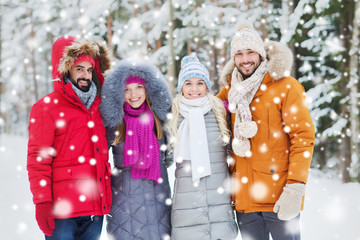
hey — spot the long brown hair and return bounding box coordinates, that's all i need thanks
[113,97,163,145]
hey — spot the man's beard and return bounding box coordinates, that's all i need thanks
[70,78,91,92]
[235,63,257,80]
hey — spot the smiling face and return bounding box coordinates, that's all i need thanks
[124,83,146,109]
[68,61,93,92]
[234,49,262,79]
[181,77,208,100]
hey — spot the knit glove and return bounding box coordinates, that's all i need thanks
[35,202,55,236]
[273,183,306,221]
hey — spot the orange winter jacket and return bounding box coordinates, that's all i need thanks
[217,72,315,213]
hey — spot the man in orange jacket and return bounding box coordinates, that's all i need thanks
[217,20,315,240]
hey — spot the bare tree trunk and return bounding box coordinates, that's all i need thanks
[144,4,149,56]
[77,0,84,38]
[211,38,219,93]
[340,0,355,182]
[317,139,327,169]
[261,0,269,38]
[0,5,3,134]
[187,39,191,55]
[167,0,176,96]
[342,128,352,182]
[106,15,114,54]
[29,9,38,101]
[349,3,360,181]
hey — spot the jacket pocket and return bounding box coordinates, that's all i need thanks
[250,160,288,204]
[52,165,98,216]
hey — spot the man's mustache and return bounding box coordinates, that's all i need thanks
[77,78,91,83]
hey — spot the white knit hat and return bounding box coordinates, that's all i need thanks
[230,20,266,59]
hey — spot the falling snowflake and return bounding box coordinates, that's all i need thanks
[162,234,171,240]
[44,96,51,103]
[140,112,151,124]
[272,174,279,181]
[250,182,268,201]
[89,158,97,165]
[39,179,47,187]
[53,199,73,217]
[160,144,167,151]
[167,113,173,120]
[165,198,172,206]
[79,195,86,202]
[260,143,268,153]
[78,156,85,163]
[284,126,291,133]
[290,105,298,114]
[39,147,56,158]
[91,135,99,142]
[241,176,248,184]
[303,151,311,158]
[176,156,183,163]
[87,121,95,128]
[273,97,280,104]
[217,187,224,194]
[56,119,66,128]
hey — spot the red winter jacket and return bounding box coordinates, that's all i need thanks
[27,36,112,218]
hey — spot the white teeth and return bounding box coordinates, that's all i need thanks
[242,64,252,68]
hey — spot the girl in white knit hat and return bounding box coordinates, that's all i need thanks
[167,55,238,240]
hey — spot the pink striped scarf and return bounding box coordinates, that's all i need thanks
[123,102,161,183]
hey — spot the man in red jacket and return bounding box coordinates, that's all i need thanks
[27,35,112,240]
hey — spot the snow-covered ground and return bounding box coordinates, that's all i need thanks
[1,134,359,240]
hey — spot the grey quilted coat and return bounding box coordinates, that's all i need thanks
[171,111,238,240]
[100,60,172,240]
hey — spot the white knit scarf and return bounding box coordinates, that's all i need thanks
[228,60,267,157]
[174,96,212,183]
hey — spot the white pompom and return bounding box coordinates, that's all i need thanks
[238,121,258,138]
[236,19,255,32]
[232,137,250,157]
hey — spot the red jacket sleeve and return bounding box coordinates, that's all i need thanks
[27,102,56,204]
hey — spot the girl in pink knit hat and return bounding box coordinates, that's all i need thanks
[100,60,172,240]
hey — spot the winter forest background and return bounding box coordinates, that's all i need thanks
[1,0,360,239]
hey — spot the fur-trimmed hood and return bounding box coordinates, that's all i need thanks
[51,35,111,89]
[100,60,172,128]
[219,40,293,86]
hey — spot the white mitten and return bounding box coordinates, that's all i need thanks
[273,183,305,221]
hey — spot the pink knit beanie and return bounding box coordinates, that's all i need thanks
[125,75,146,86]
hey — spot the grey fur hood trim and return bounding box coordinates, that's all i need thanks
[220,40,293,85]
[100,60,172,128]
